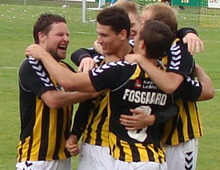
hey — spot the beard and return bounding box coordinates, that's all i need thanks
[48,49,61,61]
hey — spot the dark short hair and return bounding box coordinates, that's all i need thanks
[139,20,174,59]
[33,13,66,44]
[96,6,130,38]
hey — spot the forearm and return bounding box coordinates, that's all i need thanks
[154,103,179,124]
[195,65,214,101]
[138,57,183,94]
[70,100,92,139]
[41,54,75,89]
[42,91,96,108]
[40,54,95,92]
[71,48,93,66]
[176,27,198,40]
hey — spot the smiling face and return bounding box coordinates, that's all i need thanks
[96,23,125,56]
[39,22,69,61]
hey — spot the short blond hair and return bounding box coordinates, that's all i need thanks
[114,1,140,19]
[143,3,177,36]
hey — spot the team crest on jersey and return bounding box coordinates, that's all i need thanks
[134,79,142,88]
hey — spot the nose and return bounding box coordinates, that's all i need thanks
[64,34,69,43]
[97,35,102,44]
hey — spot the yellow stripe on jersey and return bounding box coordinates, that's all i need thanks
[47,108,57,160]
[130,65,141,80]
[58,107,67,159]
[31,98,44,160]
[17,136,31,162]
[17,62,72,162]
[109,132,166,163]
[162,99,203,145]
[83,91,110,146]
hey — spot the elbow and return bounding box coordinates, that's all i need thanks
[206,88,214,100]
[198,88,214,101]
[62,82,74,91]
[203,84,215,100]
[45,100,61,109]
[59,79,75,91]
[163,86,177,94]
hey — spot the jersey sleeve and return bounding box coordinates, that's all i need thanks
[71,100,92,139]
[167,39,195,77]
[181,76,202,101]
[71,47,105,66]
[89,61,137,91]
[19,58,56,98]
[154,103,179,124]
[176,27,198,40]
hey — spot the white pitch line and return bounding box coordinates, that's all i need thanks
[76,31,96,35]
[214,89,220,92]
[0,66,18,70]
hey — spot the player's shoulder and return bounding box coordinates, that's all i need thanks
[60,61,76,72]
[101,60,136,69]
[170,38,187,51]
[91,61,137,76]
[19,57,42,72]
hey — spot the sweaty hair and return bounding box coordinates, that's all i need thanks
[33,13,66,44]
[139,20,174,59]
[143,3,177,37]
[96,6,131,38]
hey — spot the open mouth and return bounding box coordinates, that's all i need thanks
[58,45,67,52]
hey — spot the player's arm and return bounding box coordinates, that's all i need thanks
[192,64,214,101]
[26,44,96,92]
[195,64,214,100]
[71,47,98,72]
[41,90,97,109]
[120,104,179,130]
[19,58,96,108]
[125,54,183,94]
[176,64,214,102]
[66,100,93,156]
[70,100,92,139]
[125,40,194,94]
[66,135,80,156]
[177,27,204,55]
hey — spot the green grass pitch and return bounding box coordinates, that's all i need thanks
[0,1,219,170]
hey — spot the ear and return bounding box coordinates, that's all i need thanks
[119,29,128,40]
[138,39,147,55]
[38,32,46,44]
[139,39,145,49]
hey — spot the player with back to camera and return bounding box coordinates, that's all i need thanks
[120,3,214,170]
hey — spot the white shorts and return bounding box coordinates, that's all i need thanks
[113,159,167,170]
[16,158,71,170]
[77,143,115,170]
[164,138,198,170]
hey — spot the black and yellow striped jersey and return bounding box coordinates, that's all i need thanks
[17,58,73,162]
[162,99,202,145]
[161,38,203,145]
[82,91,110,146]
[71,46,134,147]
[71,53,111,146]
[89,61,174,162]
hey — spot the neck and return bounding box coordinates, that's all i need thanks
[113,42,132,60]
[148,58,158,66]
[105,55,120,63]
